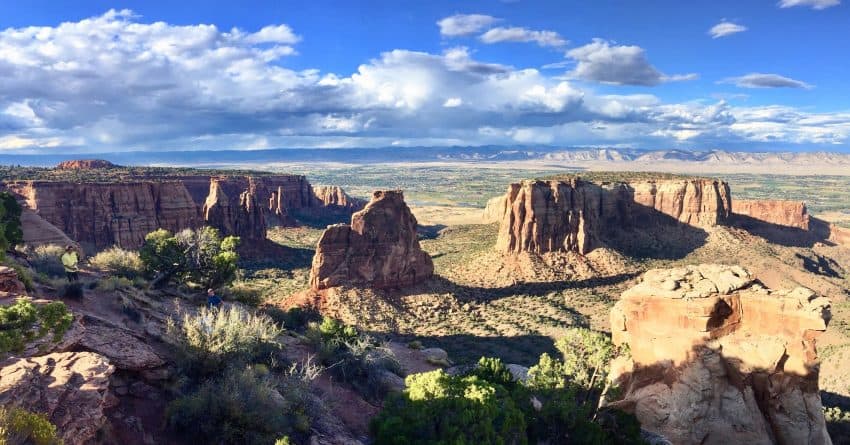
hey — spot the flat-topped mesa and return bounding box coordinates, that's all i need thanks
[309,190,433,290]
[732,199,810,230]
[607,264,832,445]
[8,180,200,250]
[495,177,731,255]
[6,173,362,251]
[56,159,117,170]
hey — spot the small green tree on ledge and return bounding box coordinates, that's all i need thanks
[140,227,240,288]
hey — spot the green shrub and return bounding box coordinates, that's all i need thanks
[4,262,33,292]
[371,369,527,445]
[306,317,402,400]
[0,299,73,353]
[825,405,850,443]
[260,306,320,331]
[88,247,144,279]
[96,276,133,292]
[224,281,262,306]
[166,306,282,376]
[0,192,23,256]
[167,367,301,445]
[0,406,62,445]
[22,245,66,277]
[141,227,240,288]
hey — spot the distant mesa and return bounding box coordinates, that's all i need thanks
[493,177,730,256]
[310,190,434,290]
[4,169,364,252]
[607,264,832,445]
[56,159,118,170]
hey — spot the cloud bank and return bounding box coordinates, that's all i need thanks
[0,10,846,152]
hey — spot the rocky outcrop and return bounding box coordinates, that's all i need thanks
[202,177,266,240]
[482,195,507,224]
[495,178,730,255]
[56,159,117,169]
[78,316,165,371]
[9,181,200,250]
[0,266,26,298]
[8,174,361,251]
[607,264,832,445]
[310,190,433,290]
[733,199,810,230]
[0,352,116,445]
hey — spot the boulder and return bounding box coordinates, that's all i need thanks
[0,352,116,445]
[78,317,165,371]
[606,264,832,445]
[309,190,434,290]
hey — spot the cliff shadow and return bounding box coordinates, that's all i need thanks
[732,213,821,248]
[584,182,711,260]
[237,239,314,270]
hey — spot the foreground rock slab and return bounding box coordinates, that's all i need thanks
[310,190,433,290]
[0,352,116,445]
[607,264,832,445]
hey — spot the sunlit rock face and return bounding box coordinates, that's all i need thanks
[494,178,731,255]
[733,199,810,230]
[310,190,433,290]
[607,264,832,445]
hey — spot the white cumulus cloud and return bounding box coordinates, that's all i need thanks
[479,26,567,47]
[721,73,813,89]
[778,0,840,9]
[565,39,695,86]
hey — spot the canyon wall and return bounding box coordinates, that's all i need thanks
[733,199,810,230]
[495,178,731,255]
[8,175,363,251]
[310,190,433,290]
[607,264,832,445]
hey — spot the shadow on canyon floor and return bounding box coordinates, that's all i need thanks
[387,333,558,367]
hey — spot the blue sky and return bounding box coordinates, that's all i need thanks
[0,0,848,153]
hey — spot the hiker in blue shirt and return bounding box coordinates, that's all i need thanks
[206,288,222,309]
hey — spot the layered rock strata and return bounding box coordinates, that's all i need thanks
[8,174,363,250]
[310,190,433,290]
[495,178,731,255]
[733,199,810,230]
[607,264,832,445]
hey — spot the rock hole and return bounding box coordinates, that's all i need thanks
[707,299,734,330]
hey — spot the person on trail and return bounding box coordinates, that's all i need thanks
[61,245,80,282]
[206,288,222,309]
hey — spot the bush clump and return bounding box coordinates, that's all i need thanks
[88,246,144,279]
[0,192,23,256]
[140,227,239,288]
[0,299,73,353]
[371,329,646,445]
[21,245,66,277]
[166,305,282,376]
[167,367,308,445]
[0,406,62,445]
[306,317,402,400]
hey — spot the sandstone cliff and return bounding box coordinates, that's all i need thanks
[202,177,266,240]
[8,174,362,251]
[607,264,832,445]
[309,190,433,290]
[495,178,730,255]
[733,199,810,230]
[482,195,507,224]
[9,181,200,250]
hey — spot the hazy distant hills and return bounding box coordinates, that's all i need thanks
[1,146,849,170]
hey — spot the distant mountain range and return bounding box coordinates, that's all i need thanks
[1,146,849,168]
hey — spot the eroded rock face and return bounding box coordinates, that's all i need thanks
[9,174,361,250]
[56,159,117,169]
[495,178,731,255]
[310,190,433,289]
[0,352,116,445]
[203,177,266,240]
[482,195,507,224]
[9,181,200,250]
[733,199,810,230]
[607,264,832,445]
